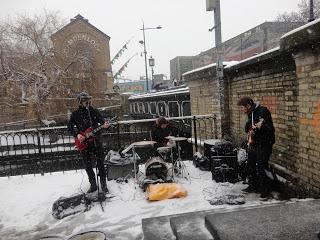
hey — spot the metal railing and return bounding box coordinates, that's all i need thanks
[0,115,216,177]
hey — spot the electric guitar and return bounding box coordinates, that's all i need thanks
[74,117,117,151]
[247,118,264,148]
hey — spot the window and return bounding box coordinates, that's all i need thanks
[168,101,179,117]
[143,102,149,114]
[157,101,167,116]
[181,101,191,116]
[150,102,157,115]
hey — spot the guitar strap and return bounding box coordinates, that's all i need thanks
[251,111,254,128]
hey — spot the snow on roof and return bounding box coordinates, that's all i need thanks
[182,61,238,77]
[128,86,189,100]
[281,18,320,39]
[224,46,280,69]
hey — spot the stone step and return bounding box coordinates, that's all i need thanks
[142,206,259,240]
[142,215,176,240]
[205,200,320,240]
[170,212,214,240]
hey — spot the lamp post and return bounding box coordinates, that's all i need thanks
[309,0,315,22]
[140,22,162,92]
[148,56,155,90]
[206,0,226,138]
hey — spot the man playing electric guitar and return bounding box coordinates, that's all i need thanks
[237,96,275,199]
[67,92,110,193]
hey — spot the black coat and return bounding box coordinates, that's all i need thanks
[67,106,105,138]
[151,124,173,147]
[245,103,275,146]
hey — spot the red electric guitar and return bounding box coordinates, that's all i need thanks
[74,117,116,151]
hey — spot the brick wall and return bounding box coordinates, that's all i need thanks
[184,20,320,196]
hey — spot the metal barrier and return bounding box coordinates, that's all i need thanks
[0,115,216,177]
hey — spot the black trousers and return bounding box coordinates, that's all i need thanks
[247,144,273,193]
[81,140,106,186]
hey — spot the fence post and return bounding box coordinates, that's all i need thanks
[193,116,198,152]
[36,129,44,175]
[117,122,121,149]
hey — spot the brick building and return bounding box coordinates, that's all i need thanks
[171,22,304,82]
[183,20,320,197]
[0,14,117,129]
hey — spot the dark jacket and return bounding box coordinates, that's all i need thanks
[245,103,275,146]
[67,106,105,138]
[151,124,173,147]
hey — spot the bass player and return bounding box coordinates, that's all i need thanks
[67,92,109,193]
[237,96,275,199]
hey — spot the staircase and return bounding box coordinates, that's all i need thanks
[142,199,320,240]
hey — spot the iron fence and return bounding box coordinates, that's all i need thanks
[0,115,216,177]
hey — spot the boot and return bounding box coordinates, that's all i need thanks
[242,185,258,193]
[87,183,97,193]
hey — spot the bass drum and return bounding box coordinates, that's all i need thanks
[145,156,168,180]
[67,231,106,240]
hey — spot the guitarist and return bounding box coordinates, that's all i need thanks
[67,92,109,193]
[237,96,275,199]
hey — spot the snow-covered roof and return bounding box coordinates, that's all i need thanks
[281,18,320,39]
[128,86,189,100]
[182,61,238,77]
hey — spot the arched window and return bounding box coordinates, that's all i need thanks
[168,101,179,117]
[181,101,191,116]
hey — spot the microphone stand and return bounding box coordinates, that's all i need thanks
[86,105,105,212]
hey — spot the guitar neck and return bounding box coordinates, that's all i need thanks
[93,125,105,134]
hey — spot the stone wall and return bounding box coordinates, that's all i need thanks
[184,20,320,196]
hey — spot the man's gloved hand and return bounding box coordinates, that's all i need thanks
[77,134,85,142]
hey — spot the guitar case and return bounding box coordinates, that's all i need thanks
[52,192,114,219]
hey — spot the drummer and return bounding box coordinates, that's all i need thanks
[151,117,175,149]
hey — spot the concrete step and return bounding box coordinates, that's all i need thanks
[205,200,320,240]
[142,207,256,240]
[142,200,320,240]
[142,215,176,240]
[170,212,214,240]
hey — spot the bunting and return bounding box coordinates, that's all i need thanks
[113,53,138,80]
[111,38,133,65]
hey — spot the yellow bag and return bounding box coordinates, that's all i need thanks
[147,183,187,201]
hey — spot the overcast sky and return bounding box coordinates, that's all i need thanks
[0,0,301,80]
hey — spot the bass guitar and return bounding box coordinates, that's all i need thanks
[74,117,116,151]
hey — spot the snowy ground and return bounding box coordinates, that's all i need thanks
[0,161,300,240]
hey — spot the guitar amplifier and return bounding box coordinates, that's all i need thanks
[106,162,134,180]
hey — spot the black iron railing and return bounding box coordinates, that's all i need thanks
[0,115,216,177]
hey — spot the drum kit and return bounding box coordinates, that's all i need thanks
[127,136,189,182]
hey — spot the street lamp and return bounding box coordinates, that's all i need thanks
[140,21,162,92]
[148,56,155,90]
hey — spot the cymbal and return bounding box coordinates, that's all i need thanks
[132,140,156,146]
[165,136,175,140]
[165,136,187,141]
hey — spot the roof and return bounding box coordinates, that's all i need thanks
[51,14,110,40]
[182,61,238,77]
[128,86,189,100]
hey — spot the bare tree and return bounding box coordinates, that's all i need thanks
[0,10,94,122]
[276,0,320,22]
